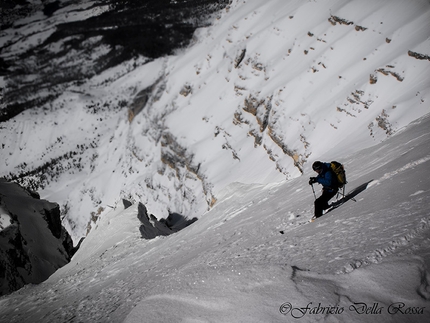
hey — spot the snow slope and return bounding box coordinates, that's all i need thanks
[1,0,430,320]
[1,0,429,243]
[0,102,429,322]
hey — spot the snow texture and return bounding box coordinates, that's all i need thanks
[1,0,429,244]
[0,0,430,322]
[1,107,430,323]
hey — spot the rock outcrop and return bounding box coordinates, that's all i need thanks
[0,178,76,296]
[137,202,197,240]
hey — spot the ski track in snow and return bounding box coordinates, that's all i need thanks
[1,0,430,244]
[1,0,430,322]
[369,154,430,189]
[1,113,430,322]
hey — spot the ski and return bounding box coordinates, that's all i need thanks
[324,199,345,214]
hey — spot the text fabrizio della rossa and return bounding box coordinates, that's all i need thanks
[279,302,425,318]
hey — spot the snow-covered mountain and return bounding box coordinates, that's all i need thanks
[1,0,428,244]
[1,0,230,242]
[0,0,430,321]
[1,97,430,323]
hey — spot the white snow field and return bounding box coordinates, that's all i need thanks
[1,104,430,323]
[1,0,429,244]
[0,0,430,322]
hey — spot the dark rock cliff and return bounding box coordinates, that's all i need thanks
[137,202,197,239]
[0,178,77,296]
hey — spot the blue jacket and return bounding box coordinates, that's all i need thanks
[316,163,338,191]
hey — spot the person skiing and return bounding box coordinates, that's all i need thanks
[309,161,339,220]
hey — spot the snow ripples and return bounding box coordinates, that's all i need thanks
[339,217,430,274]
[369,155,430,188]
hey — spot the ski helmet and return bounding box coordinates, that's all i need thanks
[312,161,323,171]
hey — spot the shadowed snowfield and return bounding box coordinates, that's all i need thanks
[1,0,430,322]
[1,110,429,322]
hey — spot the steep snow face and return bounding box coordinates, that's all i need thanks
[1,0,429,242]
[0,104,429,323]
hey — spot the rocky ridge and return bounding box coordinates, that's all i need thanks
[0,178,77,296]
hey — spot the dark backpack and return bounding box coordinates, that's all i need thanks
[330,161,347,188]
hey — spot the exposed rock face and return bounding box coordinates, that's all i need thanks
[0,178,76,296]
[137,202,197,240]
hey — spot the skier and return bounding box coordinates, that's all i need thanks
[309,161,339,220]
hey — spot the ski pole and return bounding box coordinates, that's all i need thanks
[338,187,357,202]
[311,183,317,200]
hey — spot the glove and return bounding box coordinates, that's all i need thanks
[309,177,317,185]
